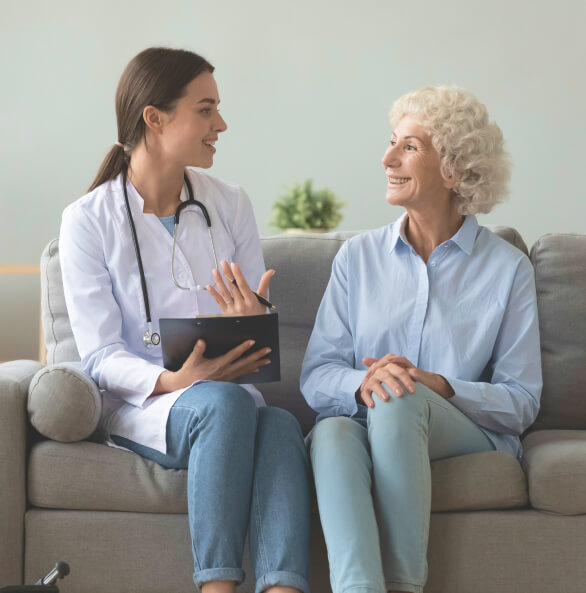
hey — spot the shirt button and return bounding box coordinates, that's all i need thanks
[431,262,437,267]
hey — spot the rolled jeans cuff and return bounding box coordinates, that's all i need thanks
[385,580,423,593]
[194,567,245,588]
[256,570,309,593]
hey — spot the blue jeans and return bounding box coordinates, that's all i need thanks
[112,382,310,593]
[309,382,495,593]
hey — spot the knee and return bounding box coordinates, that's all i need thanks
[258,406,303,441]
[214,382,257,419]
[367,383,433,431]
[257,407,308,470]
[310,417,371,482]
[310,416,360,460]
[182,381,257,425]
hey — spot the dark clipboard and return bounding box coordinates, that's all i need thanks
[159,313,280,383]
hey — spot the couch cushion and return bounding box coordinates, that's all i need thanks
[29,441,526,513]
[260,232,356,433]
[28,441,187,513]
[429,451,527,511]
[530,234,586,430]
[522,429,586,515]
[486,224,528,255]
[28,362,101,442]
[40,239,80,364]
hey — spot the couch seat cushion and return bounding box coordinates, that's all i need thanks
[28,441,187,513]
[430,451,527,511]
[522,429,586,515]
[29,441,527,513]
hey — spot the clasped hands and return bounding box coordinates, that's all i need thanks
[357,354,455,408]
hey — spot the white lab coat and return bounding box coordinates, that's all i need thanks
[60,169,267,453]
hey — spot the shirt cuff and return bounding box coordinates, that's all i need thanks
[340,368,368,416]
[443,376,483,416]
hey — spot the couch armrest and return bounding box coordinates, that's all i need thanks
[0,360,45,586]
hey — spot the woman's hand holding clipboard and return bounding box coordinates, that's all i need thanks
[152,315,278,396]
[159,314,280,384]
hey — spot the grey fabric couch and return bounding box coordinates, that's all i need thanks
[1,227,586,593]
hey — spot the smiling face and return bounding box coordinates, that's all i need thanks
[382,115,453,212]
[158,71,227,169]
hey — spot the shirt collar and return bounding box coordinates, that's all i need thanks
[388,212,478,255]
[449,215,478,255]
[388,212,409,253]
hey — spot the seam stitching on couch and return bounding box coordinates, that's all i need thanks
[46,240,58,363]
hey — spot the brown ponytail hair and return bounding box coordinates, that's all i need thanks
[88,47,214,192]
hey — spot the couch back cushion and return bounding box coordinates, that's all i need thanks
[530,234,586,430]
[260,232,358,432]
[41,225,528,435]
[41,239,80,365]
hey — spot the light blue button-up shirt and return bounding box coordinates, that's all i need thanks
[300,214,542,457]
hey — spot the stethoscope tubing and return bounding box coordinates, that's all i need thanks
[123,168,154,324]
[122,169,217,346]
[171,226,219,291]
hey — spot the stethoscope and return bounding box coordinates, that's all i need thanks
[122,170,219,348]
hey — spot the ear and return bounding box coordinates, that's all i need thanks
[142,105,164,134]
[444,177,456,189]
[442,173,456,191]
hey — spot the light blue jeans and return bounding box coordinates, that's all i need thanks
[309,382,495,593]
[112,381,310,593]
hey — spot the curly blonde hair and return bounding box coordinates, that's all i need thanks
[389,86,510,215]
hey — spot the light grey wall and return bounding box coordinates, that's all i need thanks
[1,0,585,359]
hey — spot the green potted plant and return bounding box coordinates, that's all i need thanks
[269,179,345,233]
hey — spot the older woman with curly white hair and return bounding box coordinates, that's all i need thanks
[300,86,542,593]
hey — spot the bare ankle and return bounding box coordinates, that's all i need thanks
[201,580,236,593]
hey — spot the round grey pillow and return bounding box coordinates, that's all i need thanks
[28,363,102,442]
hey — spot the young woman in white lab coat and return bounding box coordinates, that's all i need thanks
[59,47,309,593]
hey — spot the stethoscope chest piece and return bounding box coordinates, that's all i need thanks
[143,328,161,348]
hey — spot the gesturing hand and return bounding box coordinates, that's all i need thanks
[207,261,274,316]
